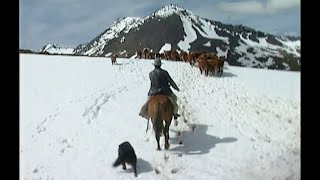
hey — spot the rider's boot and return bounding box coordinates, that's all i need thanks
[173,113,180,120]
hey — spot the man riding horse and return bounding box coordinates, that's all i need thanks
[139,57,180,120]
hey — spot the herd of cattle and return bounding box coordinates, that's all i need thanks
[111,48,225,76]
[136,48,225,76]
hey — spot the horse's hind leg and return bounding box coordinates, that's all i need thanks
[153,120,162,150]
[156,133,161,150]
[164,121,171,150]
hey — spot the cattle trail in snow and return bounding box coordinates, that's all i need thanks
[36,111,61,135]
[171,62,205,142]
[82,86,128,124]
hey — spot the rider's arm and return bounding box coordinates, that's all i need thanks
[166,72,180,92]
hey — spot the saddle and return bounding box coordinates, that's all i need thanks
[139,93,180,120]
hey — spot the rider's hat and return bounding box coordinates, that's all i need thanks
[153,58,162,66]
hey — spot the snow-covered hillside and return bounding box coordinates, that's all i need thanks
[83,17,144,56]
[20,54,300,180]
[71,4,300,71]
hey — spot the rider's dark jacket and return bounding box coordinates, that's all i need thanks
[148,67,179,96]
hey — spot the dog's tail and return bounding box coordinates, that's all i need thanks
[112,156,123,167]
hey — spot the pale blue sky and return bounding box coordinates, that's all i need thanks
[19,0,300,51]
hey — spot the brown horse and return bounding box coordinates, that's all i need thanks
[147,95,174,150]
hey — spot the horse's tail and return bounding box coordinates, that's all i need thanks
[145,118,150,133]
[153,102,163,137]
[112,156,123,167]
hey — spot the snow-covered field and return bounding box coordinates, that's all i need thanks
[20,54,300,180]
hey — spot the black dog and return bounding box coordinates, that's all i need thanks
[113,141,137,177]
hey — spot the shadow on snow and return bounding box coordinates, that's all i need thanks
[169,124,238,155]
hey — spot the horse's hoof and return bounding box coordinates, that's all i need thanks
[165,144,170,150]
[174,120,178,126]
[157,147,161,151]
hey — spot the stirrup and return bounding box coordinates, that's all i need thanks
[173,113,180,119]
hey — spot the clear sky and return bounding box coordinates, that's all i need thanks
[19,0,300,51]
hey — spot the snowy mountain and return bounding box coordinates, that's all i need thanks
[73,42,89,54]
[20,54,300,180]
[73,4,300,71]
[40,43,74,55]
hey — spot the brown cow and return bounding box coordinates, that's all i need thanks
[143,48,149,59]
[198,58,209,76]
[217,57,225,76]
[155,53,161,59]
[136,51,142,59]
[179,51,188,62]
[147,52,155,59]
[170,50,180,61]
[160,53,165,59]
[199,52,218,60]
[207,58,220,75]
[111,54,118,65]
[155,53,165,59]
[164,51,171,60]
[208,52,219,59]
[187,51,196,66]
